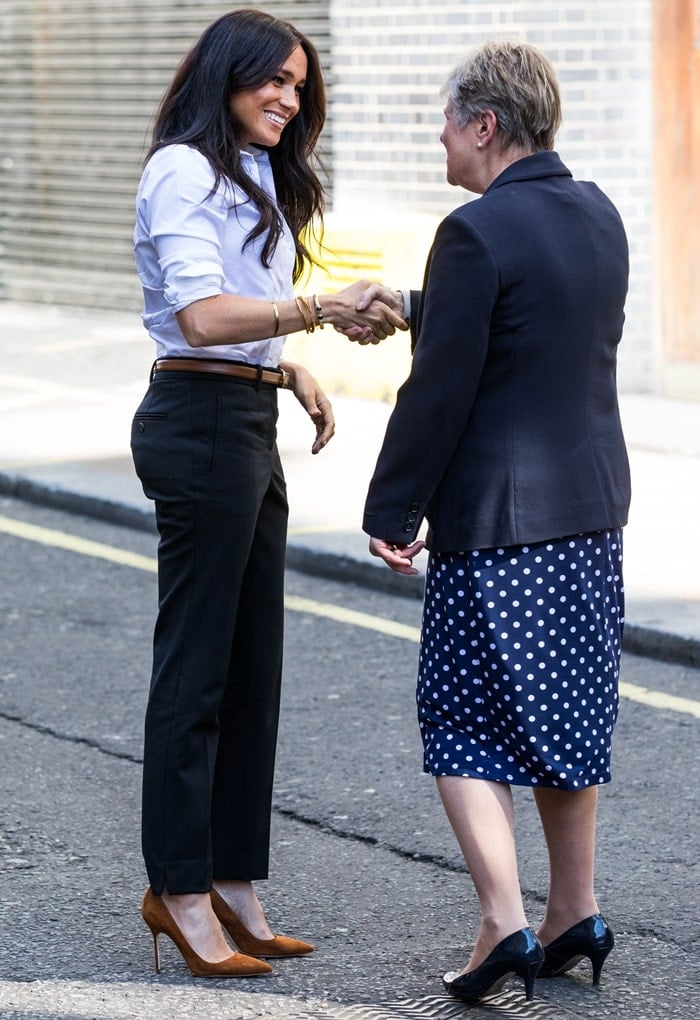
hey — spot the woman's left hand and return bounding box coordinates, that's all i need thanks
[281,361,335,454]
[369,536,425,574]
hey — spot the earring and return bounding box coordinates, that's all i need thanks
[476,141,483,148]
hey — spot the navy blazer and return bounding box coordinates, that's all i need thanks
[363,151,631,551]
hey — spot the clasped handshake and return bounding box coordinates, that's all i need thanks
[323,280,408,344]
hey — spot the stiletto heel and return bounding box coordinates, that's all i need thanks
[210,888,314,958]
[538,914,614,985]
[589,944,612,986]
[140,888,273,978]
[522,958,541,1001]
[147,927,161,973]
[443,927,544,1004]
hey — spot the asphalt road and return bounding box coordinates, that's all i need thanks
[0,495,697,1020]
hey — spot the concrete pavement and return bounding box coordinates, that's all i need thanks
[0,299,698,667]
[0,300,698,1019]
[0,495,698,1020]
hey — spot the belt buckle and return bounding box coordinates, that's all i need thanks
[279,368,291,389]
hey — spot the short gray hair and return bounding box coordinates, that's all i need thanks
[442,40,562,152]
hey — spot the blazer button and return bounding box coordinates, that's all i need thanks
[410,501,420,511]
[402,523,413,533]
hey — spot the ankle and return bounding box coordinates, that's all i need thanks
[162,890,210,915]
[212,880,255,910]
[538,903,599,943]
[212,880,273,940]
[468,913,528,970]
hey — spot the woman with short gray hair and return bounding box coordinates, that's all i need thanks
[361,39,627,1005]
[442,40,561,150]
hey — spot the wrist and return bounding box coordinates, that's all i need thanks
[310,293,324,328]
[317,292,339,324]
[291,294,324,333]
[278,359,297,388]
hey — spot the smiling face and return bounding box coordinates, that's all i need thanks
[229,44,308,149]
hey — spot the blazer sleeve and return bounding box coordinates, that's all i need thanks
[363,213,499,544]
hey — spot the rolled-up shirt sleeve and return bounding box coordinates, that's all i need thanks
[136,147,228,312]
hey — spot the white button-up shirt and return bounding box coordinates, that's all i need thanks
[134,143,295,364]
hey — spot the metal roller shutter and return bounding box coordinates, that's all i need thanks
[0,0,332,310]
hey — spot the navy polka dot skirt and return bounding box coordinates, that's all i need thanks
[417,531,624,789]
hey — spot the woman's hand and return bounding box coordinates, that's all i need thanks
[281,361,335,454]
[322,280,408,342]
[369,536,425,575]
[355,284,405,316]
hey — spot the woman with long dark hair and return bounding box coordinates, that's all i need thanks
[131,8,404,979]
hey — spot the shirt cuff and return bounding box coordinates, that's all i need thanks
[399,289,411,322]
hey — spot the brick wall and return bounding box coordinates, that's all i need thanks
[328,0,654,392]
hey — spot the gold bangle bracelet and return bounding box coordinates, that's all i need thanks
[271,301,280,337]
[302,295,317,330]
[294,295,315,333]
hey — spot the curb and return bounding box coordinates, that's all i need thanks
[0,472,157,534]
[0,471,697,669]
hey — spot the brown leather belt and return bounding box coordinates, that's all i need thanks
[153,358,290,388]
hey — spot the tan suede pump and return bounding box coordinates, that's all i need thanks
[210,888,314,958]
[141,888,273,977]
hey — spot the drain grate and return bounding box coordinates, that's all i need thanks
[277,990,578,1020]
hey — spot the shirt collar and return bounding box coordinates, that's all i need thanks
[485,150,572,193]
[241,146,271,164]
[240,147,274,193]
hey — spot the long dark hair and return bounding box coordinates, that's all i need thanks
[148,8,326,282]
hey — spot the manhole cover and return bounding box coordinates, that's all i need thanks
[277,990,578,1019]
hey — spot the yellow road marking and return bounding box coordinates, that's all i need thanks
[287,523,354,536]
[613,681,700,719]
[284,594,421,642]
[1,513,698,719]
[0,515,157,574]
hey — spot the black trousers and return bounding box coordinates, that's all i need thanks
[131,370,288,894]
